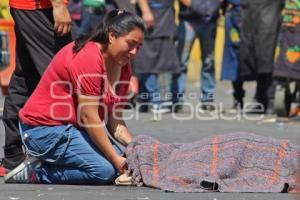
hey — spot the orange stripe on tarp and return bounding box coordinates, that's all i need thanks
[152,141,160,187]
[268,140,288,186]
[168,176,190,186]
[211,136,219,177]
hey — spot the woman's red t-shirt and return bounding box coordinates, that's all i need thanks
[19,42,132,127]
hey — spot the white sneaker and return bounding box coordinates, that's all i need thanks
[4,156,41,184]
[150,102,171,114]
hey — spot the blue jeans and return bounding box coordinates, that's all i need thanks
[76,7,105,38]
[139,73,160,104]
[19,122,122,185]
[171,20,217,103]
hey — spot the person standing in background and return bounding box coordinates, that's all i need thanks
[111,0,140,108]
[0,0,72,176]
[273,0,300,120]
[111,0,137,14]
[68,0,82,39]
[76,0,106,39]
[171,0,221,112]
[221,0,252,113]
[239,0,284,114]
[134,0,180,113]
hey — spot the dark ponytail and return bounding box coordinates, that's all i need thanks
[73,9,147,53]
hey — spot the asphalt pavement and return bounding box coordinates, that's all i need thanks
[0,81,299,200]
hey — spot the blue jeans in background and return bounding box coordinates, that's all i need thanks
[19,122,122,185]
[139,73,160,105]
[171,20,217,103]
[76,6,105,38]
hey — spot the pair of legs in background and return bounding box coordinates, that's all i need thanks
[137,37,179,113]
[171,19,217,111]
[1,8,72,172]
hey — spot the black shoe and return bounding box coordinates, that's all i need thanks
[124,94,136,109]
[225,100,243,114]
[244,103,265,114]
[138,104,148,113]
[199,103,216,113]
[265,100,275,115]
[170,102,184,113]
[173,104,183,113]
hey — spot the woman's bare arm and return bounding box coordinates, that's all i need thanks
[77,94,126,173]
[107,111,133,146]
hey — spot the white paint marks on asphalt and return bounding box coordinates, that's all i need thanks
[37,193,45,197]
[8,197,19,200]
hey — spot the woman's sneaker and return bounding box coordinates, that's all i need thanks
[4,156,41,184]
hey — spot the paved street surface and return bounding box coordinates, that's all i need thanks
[0,81,299,200]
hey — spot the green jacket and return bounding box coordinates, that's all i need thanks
[83,0,105,8]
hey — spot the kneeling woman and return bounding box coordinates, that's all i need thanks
[5,10,146,184]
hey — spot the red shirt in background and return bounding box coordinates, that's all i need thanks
[19,42,132,127]
[9,0,69,10]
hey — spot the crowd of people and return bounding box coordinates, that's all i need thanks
[67,0,300,115]
[0,0,299,186]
